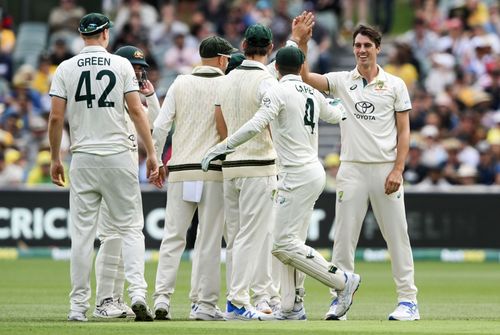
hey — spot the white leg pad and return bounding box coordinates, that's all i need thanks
[95,236,122,304]
[272,243,346,290]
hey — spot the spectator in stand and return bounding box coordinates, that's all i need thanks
[0,8,16,54]
[420,124,448,170]
[48,0,86,44]
[113,0,158,35]
[415,161,451,190]
[384,42,419,91]
[404,140,427,185]
[49,38,74,68]
[27,150,67,186]
[441,138,462,184]
[149,2,190,52]
[198,0,229,36]
[401,16,440,78]
[0,148,24,186]
[455,164,478,185]
[32,53,54,95]
[476,141,496,185]
[425,52,456,95]
[164,26,200,75]
[112,10,150,50]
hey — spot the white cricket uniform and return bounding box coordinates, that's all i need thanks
[49,45,149,314]
[152,65,225,311]
[217,59,278,308]
[225,74,345,311]
[324,65,418,302]
[95,94,160,305]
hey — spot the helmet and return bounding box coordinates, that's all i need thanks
[114,46,149,68]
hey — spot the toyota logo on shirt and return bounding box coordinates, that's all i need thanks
[355,101,375,114]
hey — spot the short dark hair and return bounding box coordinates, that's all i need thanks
[353,25,382,48]
[276,64,301,76]
[243,44,270,57]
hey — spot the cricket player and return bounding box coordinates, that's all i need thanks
[151,36,237,321]
[202,46,360,321]
[93,45,160,319]
[302,24,419,321]
[217,14,316,316]
[48,13,157,322]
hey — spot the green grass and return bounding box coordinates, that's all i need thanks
[1,260,499,334]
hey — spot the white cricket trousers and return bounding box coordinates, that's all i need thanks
[224,176,277,308]
[69,151,147,313]
[273,162,325,312]
[154,181,224,308]
[332,162,418,302]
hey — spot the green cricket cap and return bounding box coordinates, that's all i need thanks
[225,53,246,74]
[79,13,113,35]
[276,46,305,68]
[244,24,272,47]
[199,36,238,58]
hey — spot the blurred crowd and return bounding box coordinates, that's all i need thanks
[0,0,500,188]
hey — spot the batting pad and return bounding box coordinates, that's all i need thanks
[95,236,122,304]
[272,243,346,290]
[280,263,306,312]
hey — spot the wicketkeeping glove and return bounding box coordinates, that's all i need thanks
[327,97,347,121]
[201,140,235,172]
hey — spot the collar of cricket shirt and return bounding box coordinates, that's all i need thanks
[279,74,302,83]
[238,59,269,72]
[191,65,225,77]
[351,64,388,87]
[80,45,108,54]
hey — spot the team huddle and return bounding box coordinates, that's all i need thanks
[48,11,419,322]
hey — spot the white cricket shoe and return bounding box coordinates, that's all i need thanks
[388,301,420,321]
[225,301,275,321]
[278,302,307,321]
[131,297,154,322]
[67,310,88,322]
[188,303,198,320]
[191,304,226,321]
[114,298,135,317]
[325,299,348,320]
[326,272,360,319]
[93,297,126,319]
[154,301,171,321]
[255,301,272,314]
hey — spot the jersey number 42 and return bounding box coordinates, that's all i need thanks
[75,70,116,108]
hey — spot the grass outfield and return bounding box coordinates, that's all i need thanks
[0,260,499,335]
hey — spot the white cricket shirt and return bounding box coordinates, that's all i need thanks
[50,45,139,156]
[324,65,412,163]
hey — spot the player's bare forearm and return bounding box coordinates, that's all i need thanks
[394,110,410,172]
[215,105,227,140]
[48,96,66,187]
[301,62,329,92]
[384,111,410,194]
[48,97,66,161]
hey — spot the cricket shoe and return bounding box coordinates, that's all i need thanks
[255,300,272,314]
[154,301,171,321]
[191,304,226,321]
[67,310,88,322]
[188,303,198,320]
[93,297,126,319]
[114,297,135,317]
[225,301,275,321]
[131,297,154,321]
[325,272,360,320]
[388,301,420,321]
[277,302,307,320]
[324,299,348,321]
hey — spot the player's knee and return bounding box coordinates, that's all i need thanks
[271,245,292,265]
